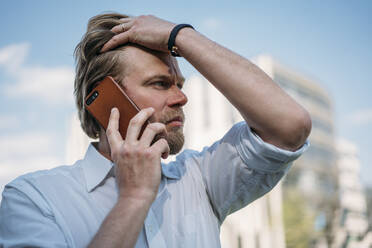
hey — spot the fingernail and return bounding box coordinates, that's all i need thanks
[111,107,116,113]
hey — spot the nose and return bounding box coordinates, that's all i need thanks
[167,86,188,108]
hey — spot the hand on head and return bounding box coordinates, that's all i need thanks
[101,15,176,53]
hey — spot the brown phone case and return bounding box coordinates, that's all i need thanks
[85,76,145,139]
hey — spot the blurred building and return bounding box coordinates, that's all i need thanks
[332,139,371,248]
[252,55,337,246]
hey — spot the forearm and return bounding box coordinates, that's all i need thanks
[88,196,152,248]
[176,28,311,150]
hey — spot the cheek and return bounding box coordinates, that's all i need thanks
[124,85,167,112]
[129,92,165,112]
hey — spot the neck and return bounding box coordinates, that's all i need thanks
[95,131,112,161]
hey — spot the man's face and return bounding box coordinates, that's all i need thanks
[118,46,188,154]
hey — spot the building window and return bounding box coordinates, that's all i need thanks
[340,208,349,227]
[267,197,273,227]
[238,235,242,248]
[255,233,261,248]
[202,81,210,128]
[312,118,333,134]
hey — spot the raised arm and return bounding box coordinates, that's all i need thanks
[102,15,311,151]
[175,29,311,151]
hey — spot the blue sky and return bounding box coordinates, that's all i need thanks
[0,1,371,188]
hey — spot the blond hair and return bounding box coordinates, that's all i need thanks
[74,13,129,138]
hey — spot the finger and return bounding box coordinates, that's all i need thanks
[100,32,131,53]
[119,17,132,23]
[125,107,155,142]
[139,122,167,147]
[106,108,123,151]
[111,22,131,34]
[118,18,133,26]
[149,138,170,159]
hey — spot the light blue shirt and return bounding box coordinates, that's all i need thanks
[0,122,309,247]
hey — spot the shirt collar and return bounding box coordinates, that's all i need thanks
[81,143,180,193]
[161,161,181,180]
[82,143,114,193]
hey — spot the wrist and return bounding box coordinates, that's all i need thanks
[168,24,195,57]
[173,27,197,57]
[118,188,157,204]
[116,195,153,212]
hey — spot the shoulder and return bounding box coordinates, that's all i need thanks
[0,165,77,248]
[5,160,84,197]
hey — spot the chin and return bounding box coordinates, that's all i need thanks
[167,129,185,155]
[152,128,185,155]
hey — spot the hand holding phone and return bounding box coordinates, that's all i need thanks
[85,76,170,202]
[84,76,167,153]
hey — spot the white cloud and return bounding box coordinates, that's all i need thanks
[348,108,372,126]
[0,43,75,105]
[0,43,30,73]
[5,66,75,104]
[0,132,55,158]
[201,17,221,31]
[0,115,19,129]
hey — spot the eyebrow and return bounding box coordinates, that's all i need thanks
[143,74,185,86]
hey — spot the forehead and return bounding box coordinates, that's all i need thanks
[119,45,183,83]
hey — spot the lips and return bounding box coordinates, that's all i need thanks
[166,116,183,124]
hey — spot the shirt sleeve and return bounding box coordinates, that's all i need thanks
[192,121,309,223]
[0,181,68,248]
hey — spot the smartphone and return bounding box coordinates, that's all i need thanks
[85,76,147,139]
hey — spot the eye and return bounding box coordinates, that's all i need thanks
[177,83,183,89]
[152,81,171,89]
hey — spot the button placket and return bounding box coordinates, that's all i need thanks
[144,208,167,248]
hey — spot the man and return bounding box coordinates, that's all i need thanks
[0,13,311,247]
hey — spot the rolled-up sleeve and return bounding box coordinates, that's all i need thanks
[193,121,309,223]
[0,182,68,248]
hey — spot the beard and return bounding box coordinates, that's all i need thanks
[153,108,185,155]
[165,125,185,154]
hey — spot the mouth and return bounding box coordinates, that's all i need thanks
[165,116,184,126]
